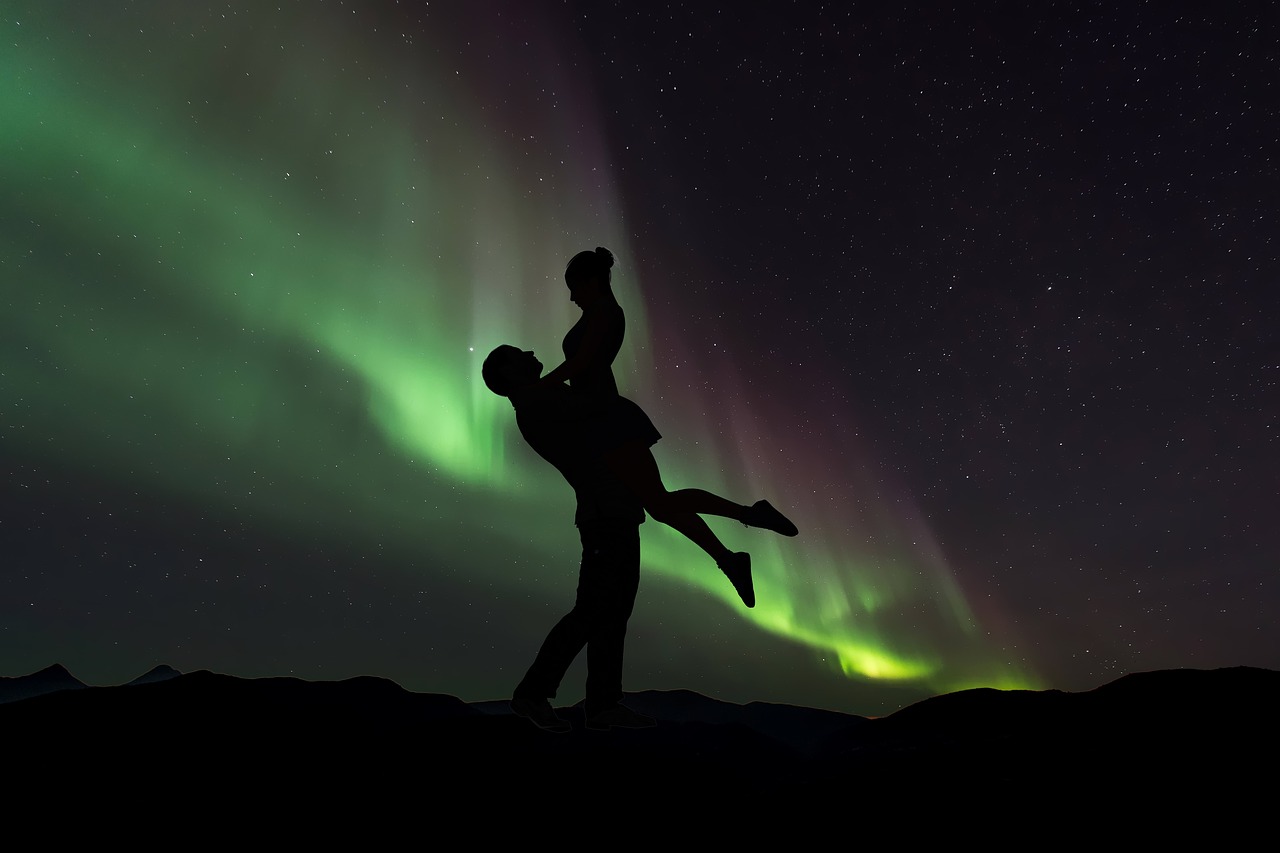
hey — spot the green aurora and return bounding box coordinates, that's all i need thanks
[2,3,1036,702]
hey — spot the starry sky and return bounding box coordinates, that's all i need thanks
[2,1,1275,715]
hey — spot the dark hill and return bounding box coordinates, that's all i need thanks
[3,665,1275,813]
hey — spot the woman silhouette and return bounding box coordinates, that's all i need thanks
[535,246,797,607]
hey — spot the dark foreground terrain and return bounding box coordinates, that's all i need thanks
[3,665,1276,825]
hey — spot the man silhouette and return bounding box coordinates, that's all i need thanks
[483,345,656,732]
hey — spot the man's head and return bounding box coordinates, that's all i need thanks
[482,345,543,397]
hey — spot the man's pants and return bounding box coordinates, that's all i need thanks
[515,519,641,715]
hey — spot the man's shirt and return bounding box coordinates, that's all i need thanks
[510,383,645,527]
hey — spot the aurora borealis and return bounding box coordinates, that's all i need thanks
[4,2,1276,714]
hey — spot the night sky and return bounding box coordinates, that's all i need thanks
[3,2,1275,715]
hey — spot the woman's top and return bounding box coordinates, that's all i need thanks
[562,299,625,398]
[560,297,660,450]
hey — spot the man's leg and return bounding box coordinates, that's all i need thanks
[514,603,590,706]
[582,519,641,717]
[514,521,626,704]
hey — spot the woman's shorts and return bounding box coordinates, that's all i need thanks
[575,394,662,459]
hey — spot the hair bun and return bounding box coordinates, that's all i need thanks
[565,247,615,282]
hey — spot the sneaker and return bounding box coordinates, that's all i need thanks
[510,695,571,733]
[742,500,798,537]
[585,703,657,731]
[718,551,755,608]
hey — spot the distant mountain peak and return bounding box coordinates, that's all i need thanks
[0,663,87,704]
[127,665,183,686]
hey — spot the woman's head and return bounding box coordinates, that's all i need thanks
[565,247,614,307]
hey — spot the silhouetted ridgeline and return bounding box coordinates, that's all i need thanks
[3,665,1276,811]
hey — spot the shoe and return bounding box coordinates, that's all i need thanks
[585,703,657,731]
[510,695,571,733]
[742,500,798,536]
[719,552,755,608]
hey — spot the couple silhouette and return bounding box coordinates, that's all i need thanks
[483,247,797,732]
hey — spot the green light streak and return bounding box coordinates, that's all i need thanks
[1,4,1036,696]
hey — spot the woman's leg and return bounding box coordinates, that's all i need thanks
[665,488,749,522]
[602,441,735,563]
[604,448,798,536]
[601,441,765,608]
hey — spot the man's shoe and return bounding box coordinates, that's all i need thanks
[585,703,657,731]
[742,500,798,537]
[718,552,755,608]
[510,695,571,733]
